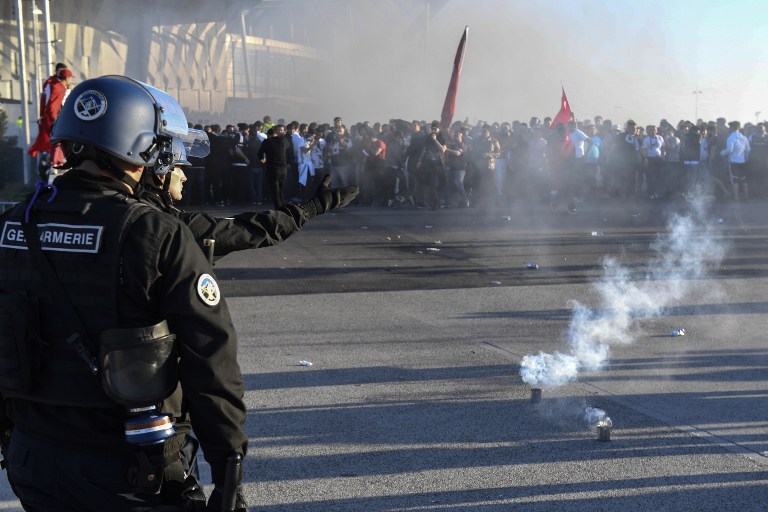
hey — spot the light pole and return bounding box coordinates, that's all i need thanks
[15,0,32,184]
[36,39,62,79]
[31,1,42,116]
[756,111,762,125]
[693,90,703,122]
[42,0,53,78]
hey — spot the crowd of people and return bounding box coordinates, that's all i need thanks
[26,64,765,212]
[181,113,768,213]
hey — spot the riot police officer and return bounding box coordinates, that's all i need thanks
[0,76,247,511]
[140,137,358,261]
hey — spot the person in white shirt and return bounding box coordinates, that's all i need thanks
[567,120,593,204]
[663,127,681,199]
[641,125,665,199]
[298,131,317,198]
[584,124,601,196]
[568,120,593,160]
[310,130,326,176]
[720,120,751,201]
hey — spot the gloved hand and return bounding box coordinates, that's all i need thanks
[179,474,206,512]
[301,174,359,216]
[205,486,247,512]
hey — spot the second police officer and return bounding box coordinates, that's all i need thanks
[139,137,359,262]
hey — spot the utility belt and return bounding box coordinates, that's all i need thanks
[0,304,179,446]
[0,309,193,500]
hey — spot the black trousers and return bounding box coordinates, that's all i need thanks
[206,163,229,204]
[6,429,200,512]
[266,167,288,209]
[419,161,447,207]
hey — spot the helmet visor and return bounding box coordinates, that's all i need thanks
[140,82,210,160]
[182,128,210,160]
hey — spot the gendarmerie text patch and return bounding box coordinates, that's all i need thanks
[0,222,103,253]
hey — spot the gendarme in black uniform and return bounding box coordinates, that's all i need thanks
[0,75,248,511]
[0,169,246,510]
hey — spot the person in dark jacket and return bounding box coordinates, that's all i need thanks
[416,121,448,209]
[257,125,292,209]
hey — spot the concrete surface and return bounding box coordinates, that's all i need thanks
[2,196,768,511]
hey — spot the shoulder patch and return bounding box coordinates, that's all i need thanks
[196,273,220,307]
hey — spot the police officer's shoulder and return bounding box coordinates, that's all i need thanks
[136,188,167,210]
[112,191,188,237]
[122,206,202,272]
[135,202,190,229]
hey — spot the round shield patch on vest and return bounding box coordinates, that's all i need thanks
[74,90,108,121]
[196,273,220,307]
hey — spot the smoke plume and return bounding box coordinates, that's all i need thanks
[520,198,727,389]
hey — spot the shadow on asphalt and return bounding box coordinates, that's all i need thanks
[237,385,768,509]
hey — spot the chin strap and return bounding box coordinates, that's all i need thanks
[159,171,174,208]
[138,168,174,211]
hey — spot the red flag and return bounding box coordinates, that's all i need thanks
[440,26,469,132]
[551,86,572,128]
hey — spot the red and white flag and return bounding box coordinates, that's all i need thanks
[551,86,572,128]
[440,26,469,132]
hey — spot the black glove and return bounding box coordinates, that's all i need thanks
[179,475,207,512]
[300,174,359,217]
[206,486,247,512]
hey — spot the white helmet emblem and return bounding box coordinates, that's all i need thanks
[74,90,108,121]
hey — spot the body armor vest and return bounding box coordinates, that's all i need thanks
[0,186,152,407]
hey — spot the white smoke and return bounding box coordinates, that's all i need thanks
[520,352,581,389]
[583,407,612,429]
[520,198,727,389]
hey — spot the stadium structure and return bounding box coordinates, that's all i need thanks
[0,0,450,126]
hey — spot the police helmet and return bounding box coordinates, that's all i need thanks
[50,75,209,168]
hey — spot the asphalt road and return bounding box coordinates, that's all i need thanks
[2,195,768,511]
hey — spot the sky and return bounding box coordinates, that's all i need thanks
[11,0,764,128]
[359,0,768,127]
